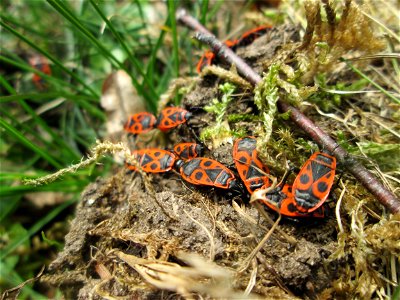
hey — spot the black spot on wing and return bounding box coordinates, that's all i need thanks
[287,202,298,213]
[194,170,204,180]
[317,181,328,193]
[203,160,212,167]
[238,156,248,164]
[300,174,310,184]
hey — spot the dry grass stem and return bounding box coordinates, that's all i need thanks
[336,180,347,234]
[183,210,215,261]
[237,214,281,273]
[24,141,130,186]
[115,251,258,299]
[200,65,253,89]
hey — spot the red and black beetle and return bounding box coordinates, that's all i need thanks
[175,157,242,193]
[257,184,326,218]
[156,107,192,132]
[173,142,203,160]
[233,136,270,194]
[124,112,157,135]
[292,151,336,213]
[126,148,176,173]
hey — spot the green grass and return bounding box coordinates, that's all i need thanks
[0,1,217,297]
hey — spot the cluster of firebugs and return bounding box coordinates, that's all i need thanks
[28,25,337,218]
[124,106,337,219]
[123,25,336,218]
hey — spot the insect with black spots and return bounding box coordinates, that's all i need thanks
[233,136,270,194]
[124,112,157,135]
[292,151,336,213]
[173,142,204,160]
[156,107,192,132]
[252,151,336,218]
[175,157,243,193]
[126,149,176,173]
[254,184,326,218]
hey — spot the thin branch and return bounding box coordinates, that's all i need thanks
[176,8,400,214]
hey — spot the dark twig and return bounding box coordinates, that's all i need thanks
[176,8,400,214]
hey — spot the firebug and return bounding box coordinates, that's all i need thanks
[124,112,157,135]
[173,142,203,160]
[196,50,215,73]
[126,149,176,173]
[236,25,272,48]
[175,157,241,192]
[233,136,270,194]
[292,152,336,213]
[196,26,270,73]
[256,184,326,218]
[196,39,238,73]
[156,107,192,132]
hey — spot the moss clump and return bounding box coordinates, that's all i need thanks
[200,82,237,148]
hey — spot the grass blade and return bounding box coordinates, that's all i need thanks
[200,0,209,25]
[0,198,77,260]
[341,58,400,104]
[145,21,167,94]
[89,0,158,105]
[0,17,99,98]
[167,0,180,78]
[46,0,158,109]
[0,75,81,162]
[0,196,21,222]
[0,118,62,169]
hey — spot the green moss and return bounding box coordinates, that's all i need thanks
[227,114,258,123]
[200,83,236,145]
[254,64,280,144]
